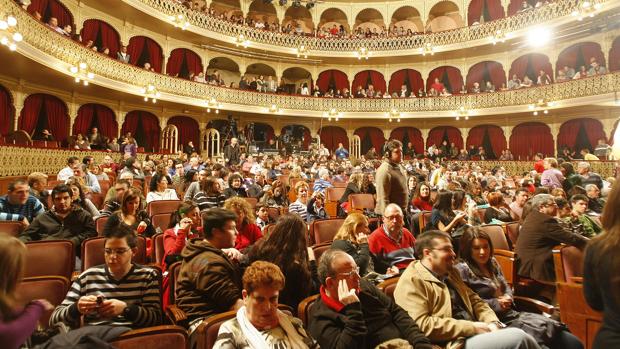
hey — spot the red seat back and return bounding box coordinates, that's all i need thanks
[25,240,75,280]
[153,233,165,265]
[111,325,188,349]
[553,245,584,283]
[479,224,511,251]
[147,200,181,217]
[0,221,24,236]
[16,276,70,329]
[95,216,109,236]
[151,213,172,233]
[349,194,375,211]
[309,219,344,245]
[81,236,147,272]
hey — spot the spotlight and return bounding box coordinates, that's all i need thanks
[278,0,287,5]
[292,0,301,8]
[526,27,551,47]
[306,1,315,9]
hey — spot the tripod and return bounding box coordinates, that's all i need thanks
[221,116,237,148]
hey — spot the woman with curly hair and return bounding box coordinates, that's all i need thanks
[260,180,289,208]
[223,197,262,252]
[194,176,226,210]
[223,173,248,199]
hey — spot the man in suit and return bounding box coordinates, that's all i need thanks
[516,194,588,283]
[117,45,130,63]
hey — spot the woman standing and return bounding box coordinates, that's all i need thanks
[541,157,565,190]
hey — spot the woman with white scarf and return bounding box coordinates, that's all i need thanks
[213,261,319,349]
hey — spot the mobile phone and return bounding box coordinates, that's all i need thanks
[96,295,104,306]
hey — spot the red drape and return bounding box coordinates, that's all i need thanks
[128,36,163,72]
[122,111,161,151]
[319,126,348,151]
[166,49,204,78]
[354,127,385,153]
[466,61,507,90]
[0,85,14,136]
[183,49,203,76]
[390,127,424,154]
[351,70,387,94]
[466,125,507,155]
[427,126,463,149]
[127,36,146,66]
[18,95,43,136]
[146,39,163,73]
[81,19,120,57]
[468,0,505,25]
[509,122,554,160]
[426,66,464,94]
[557,118,606,150]
[19,94,67,142]
[251,123,275,143]
[556,42,605,74]
[316,70,349,92]
[74,104,118,139]
[610,37,620,72]
[388,69,424,96]
[509,53,552,82]
[168,116,200,151]
[28,0,74,27]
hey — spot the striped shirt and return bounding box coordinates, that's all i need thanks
[0,195,45,222]
[49,264,162,328]
[288,200,308,221]
[193,192,226,211]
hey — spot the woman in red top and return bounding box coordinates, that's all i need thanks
[430,77,445,94]
[412,182,434,211]
[223,196,263,253]
[161,201,202,309]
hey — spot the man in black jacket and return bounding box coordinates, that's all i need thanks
[308,249,432,349]
[20,184,97,257]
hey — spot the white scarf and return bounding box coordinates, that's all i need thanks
[236,306,308,349]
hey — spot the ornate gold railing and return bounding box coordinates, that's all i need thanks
[7,0,620,114]
[446,160,617,180]
[129,0,609,54]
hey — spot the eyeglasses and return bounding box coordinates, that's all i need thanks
[383,215,403,221]
[337,267,360,278]
[104,248,130,256]
[432,246,455,253]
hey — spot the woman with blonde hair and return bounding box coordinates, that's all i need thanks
[330,212,372,276]
[224,197,263,252]
[0,235,53,349]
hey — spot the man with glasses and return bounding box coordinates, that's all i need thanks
[368,204,416,274]
[516,194,588,284]
[375,140,408,215]
[309,249,431,349]
[395,231,539,349]
[50,225,162,328]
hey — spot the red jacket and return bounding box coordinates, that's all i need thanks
[235,222,263,251]
[534,160,545,174]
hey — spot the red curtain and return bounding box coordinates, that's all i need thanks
[251,123,275,143]
[427,126,464,149]
[183,49,203,76]
[509,53,552,82]
[557,118,606,150]
[166,49,203,78]
[316,70,349,92]
[127,36,146,67]
[468,0,505,25]
[168,116,200,151]
[146,39,163,73]
[319,126,348,151]
[556,42,605,74]
[81,19,120,57]
[611,37,620,72]
[466,125,507,155]
[354,127,385,153]
[18,95,43,136]
[390,127,424,154]
[74,104,118,139]
[122,111,161,151]
[426,66,464,94]
[19,94,67,142]
[352,70,387,94]
[388,69,424,96]
[128,36,163,72]
[466,61,507,90]
[509,122,554,160]
[0,85,14,136]
[28,0,74,27]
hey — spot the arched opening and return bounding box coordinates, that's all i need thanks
[507,0,539,16]
[80,19,121,57]
[427,126,463,150]
[283,6,314,34]
[245,122,275,149]
[390,127,424,155]
[167,48,204,80]
[281,67,313,95]
[121,111,161,152]
[466,61,507,91]
[281,125,311,150]
[207,119,230,135]
[354,8,385,35]
[210,0,243,22]
[318,126,348,152]
[18,93,69,143]
[28,0,74,29]
[466,125,506,159]
[557,118,606,154]
[352,70,387,96]
[390,6,423,34]
[247,0,278,30]
[610,37,620,72]
[207,57,240,87]
[245,63,277,84]
[426,1,464,32]
[354,127,385,154]
[73,104,118,144]
[127,36,164,72]
[0,84,15,136]
[427,66,464,94]
[168,116,200,152]
[467,0,505,25]
[319,8,349,34]
[388,69,424,97]
[509,53,552,83]
[556,42,606,77]
[509,122,554,160]
[316,70,349,94]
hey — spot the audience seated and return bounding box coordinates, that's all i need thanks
[0,179,45,226]
[65,177,100,218]
[509,188,530,221]
[307,192,329,223]
[330,213,372,276]
[27,172,50,210]
[223,197,262,252]
[395,230,540,349]
[100,179,131,217]
[57,156,80,182]
[564,194,602,238]
[368,204,415,274]
[484,192,512,223]
[223,174,248,199]
[288,181,310,221]
[193,176,227,210]
[585,184,605,214]
[146,173,178,203]
[104,187,155,242]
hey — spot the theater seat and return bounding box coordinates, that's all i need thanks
[309,218,344,245]
[311,242,331,263]
[147,200,181,217]
[242,197,258,208]
[349,194,375,212]
[16,276,70,329]
[376,276,400,301]
[95,216,109,236]
[552,244,584,283]
[267,207,281,221]
[419,211,432,234]
[297,294,320,327]
[479,224,511,250]
[25,240,75,280]
[81,236,147,272]
[557,281,602,349]
[504,221,520,246]
[110,325,188,349]
[151,213,172,233]
[0,221,23,236]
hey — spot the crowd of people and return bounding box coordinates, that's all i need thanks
[1,130,618,348]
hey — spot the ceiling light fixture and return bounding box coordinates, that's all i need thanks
[526,27,551,47]
[205,97,222,113]
[170,14,190,30]
[528,99,556,115]
[0,14,22,51]
[453,106,474,120]
[69,62,95,86]
[355,47,370,60]
[385,109,401,122]
[571,1,602,20]
[234,34,250,48]
[323,108,341,121]
[296,45,308,58]
[141,84,161,103]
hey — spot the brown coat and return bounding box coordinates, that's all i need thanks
[394,261,499,346]
[516,209,588,282]
[375,160,408,215]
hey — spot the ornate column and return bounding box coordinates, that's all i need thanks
[12,90,26,132]
[502,126,513,151]
[549,122,560,156]
[420,128,430,150]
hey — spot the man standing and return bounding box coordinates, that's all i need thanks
[184,141,196,157]
[224,138,241,166]
[309,249,432,349]
[0,179,45,227]
[375,140,408,215]
[368,204,416,274]
[117,45,131,63]
[395,231,539,349]
[88,127,105,150]
[334,143,349,159]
